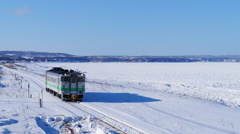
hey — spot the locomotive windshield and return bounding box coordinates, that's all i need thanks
[71,77,76,83]
[61,77,70,82]
[61,77,85,82]
[78,77,85,82]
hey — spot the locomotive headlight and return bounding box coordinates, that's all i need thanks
[80,74,84,76]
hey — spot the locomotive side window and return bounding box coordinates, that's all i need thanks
[47,76,57,83]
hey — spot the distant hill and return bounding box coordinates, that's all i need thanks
[1,51,240,62]
[0,51,74,57]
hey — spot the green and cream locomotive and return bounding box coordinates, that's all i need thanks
[45,67,86,101]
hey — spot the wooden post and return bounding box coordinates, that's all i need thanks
[41,90,43,107]
[28,83,30,98]
[40,99,42,108]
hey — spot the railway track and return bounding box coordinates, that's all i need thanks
[13,69,146,134]
[68,102,144,134]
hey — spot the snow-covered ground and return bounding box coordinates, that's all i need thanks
[0,65,119,134]
[1,62,240,134]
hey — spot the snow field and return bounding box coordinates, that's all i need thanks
[0,67,45,133]
[6,62,240,134]
[25,62,240,107]
[23,63,240,134]
[0,65,119,134]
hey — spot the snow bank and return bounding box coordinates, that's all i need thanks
[35,115,108,134]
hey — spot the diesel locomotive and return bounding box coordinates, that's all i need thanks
[45,67,86,101]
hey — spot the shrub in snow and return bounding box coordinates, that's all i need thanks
[55,116,63,122]
[64,116,73,123]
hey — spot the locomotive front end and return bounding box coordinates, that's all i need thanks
[61,70,86,101]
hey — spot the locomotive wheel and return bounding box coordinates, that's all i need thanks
[58,94,61,98]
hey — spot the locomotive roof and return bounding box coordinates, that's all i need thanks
[47,67,76,75]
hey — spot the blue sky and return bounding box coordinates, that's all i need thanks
[1,0,240,56]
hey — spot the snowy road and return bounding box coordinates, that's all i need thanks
[1,62,240,134]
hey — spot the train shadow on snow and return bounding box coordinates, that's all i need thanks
[84,92,161,103]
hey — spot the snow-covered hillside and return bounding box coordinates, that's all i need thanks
[1,62,240,134]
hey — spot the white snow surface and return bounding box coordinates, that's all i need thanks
[1,62,240,134]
